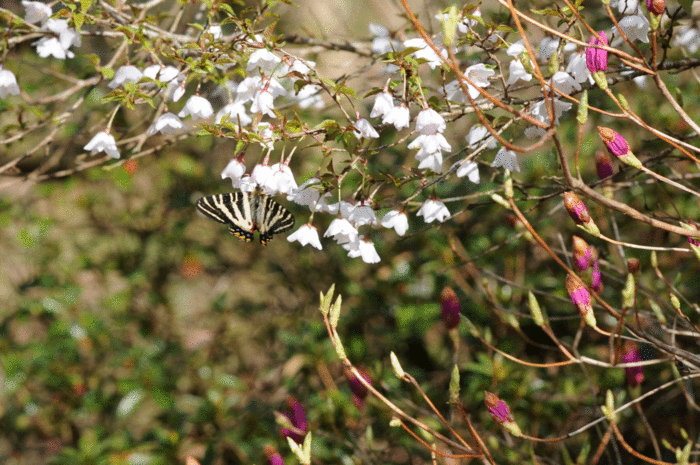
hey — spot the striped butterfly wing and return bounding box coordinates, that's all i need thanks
[254,193,295,245]
[196,191,295,245]
[196,192,256,242]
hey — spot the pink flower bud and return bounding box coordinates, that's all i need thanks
[565,274,597,327]
[647,0,664,15]
[264,445,285,465]
[573,236,592,272]
[484,391,522,436]
[440,286,461,330]
[621,340,644,387]
[595,150,614,180]
[598,127,628,157]
[563,192,590,225]
[345,367,372,408]
[586,31,608,73]
[687,220,700,247]
[280,397,307,444]
[591,261,603,294]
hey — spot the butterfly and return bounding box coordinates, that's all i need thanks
[196,190,295,245]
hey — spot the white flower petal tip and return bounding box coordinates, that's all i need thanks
[287,224,323,250]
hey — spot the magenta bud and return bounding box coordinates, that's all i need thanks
[345,366,372,408]
[586,31,608,73]
[440,286,461,330]
[264,445,285,465]
[573,236,592,272]
[280,396,307,444]
[563,192,590,225]
[566,274,597,327]
[622,340,644,387]
[595,150,614,180]
[591,261,603,294]
[484,391,522,436]
[688,220,700,247]
[597,127,628,158]
[647,0,664,15]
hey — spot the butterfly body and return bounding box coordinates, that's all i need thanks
[196,190,295,245]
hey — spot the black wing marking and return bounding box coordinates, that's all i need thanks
[196,193,255,242]
[197,191,295,245]
[255,194,295,245]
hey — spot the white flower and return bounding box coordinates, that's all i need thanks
[238,175,257,192]
[216,102,252,126]
[178,95,214,120]
[287,224,323,250]
[566,52,590,83]
[288,178,321,207]
[381,210,408,236]
[288,58,315,76]
[221,159,246,187]
[295,84,323,109]
[370,23,403,55]
[674,26,700,54]
[0,67,21,98]
[247,49,281,73]
[613,0,639,14]
[416,151,443,173]
[143,65,179,83]
[251,164,274,192]
[324,218,359,243]
[403,38,445,69]
[491,148,520,172]
[345,236,380,263]
[415,108,445,135]
[84,131,119,159]
[538,37,559,61]
[109,65,143,89]
[171,82,186,102]
[269,163,297,196]
[250,88,276,117]
[464,63,495,99]
[507,59,532,85]
[353,118,379,139]
[209,24,222,40]
[417,198,450,223]
[23,1,52,24]
[467,125,496,149]
[148,112,185,135]
[613,13,650,44]
[550,71,580,95]
[348,203,377,227]
[382,104,410,131]
[235,76,262,103]
[455,160,480,183]
[506,39,525,56]
[529,98,572,126]
[408,133,451,157]
[34,19,80,59]
[370,91,394,119]
[253,122,274,149]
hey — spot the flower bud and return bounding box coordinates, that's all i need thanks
[621,340,644,387]
[264,445,285,465]
[280,397,307,444]
[566,274,597,327]
[440,286,461,330]
[573,236,592,272]
[564,192,600,236]
[627,258,640,274]
[647,0,664,15]
[484,391,522,437]
[595,150,614,180]
[597,126,642,168]
[344,367,372,408]
[586,31,608,73]
[591,261,603,294]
